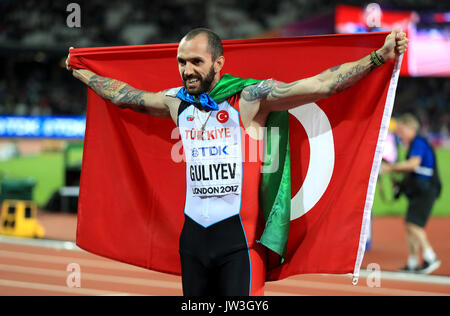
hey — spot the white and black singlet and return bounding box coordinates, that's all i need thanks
[167,88,267,296]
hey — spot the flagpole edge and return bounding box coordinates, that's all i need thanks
[352,54,404,282]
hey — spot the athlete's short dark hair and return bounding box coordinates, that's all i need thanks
[183,28,223,61]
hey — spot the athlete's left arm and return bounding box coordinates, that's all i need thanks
[244,29,408,113]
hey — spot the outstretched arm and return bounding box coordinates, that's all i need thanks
[244,29,408,113]
[66,50,170,118]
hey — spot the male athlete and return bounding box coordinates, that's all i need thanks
[66,28,408,296]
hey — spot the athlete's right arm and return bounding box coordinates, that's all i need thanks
[71,68,170,118]
[66,49,170,118]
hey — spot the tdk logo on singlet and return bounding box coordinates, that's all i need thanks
[192,145,229,158]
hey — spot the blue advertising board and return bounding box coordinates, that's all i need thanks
[0,116,86,139]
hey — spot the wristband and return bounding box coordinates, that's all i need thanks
[370,50,385,66]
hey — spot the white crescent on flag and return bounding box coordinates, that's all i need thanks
[289,103,335,221]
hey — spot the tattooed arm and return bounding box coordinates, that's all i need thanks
[71,68,170,117]
[242,53,376,111]
[242,29,408,113]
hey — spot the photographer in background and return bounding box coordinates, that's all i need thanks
[382,113,442,274]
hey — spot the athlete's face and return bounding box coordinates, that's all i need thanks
[177,34,224,96]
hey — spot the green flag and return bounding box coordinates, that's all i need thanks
[209,74,291,260]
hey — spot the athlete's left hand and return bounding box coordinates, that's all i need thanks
[377,29,408,62]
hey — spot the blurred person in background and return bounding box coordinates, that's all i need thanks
[382,113,442,274]
[378,118,399,202]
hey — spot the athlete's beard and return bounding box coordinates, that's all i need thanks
[182,65,216,96]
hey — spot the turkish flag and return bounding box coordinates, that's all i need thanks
[269,61,401,281]
[70,33,401,282]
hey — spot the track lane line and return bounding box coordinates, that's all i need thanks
[2,241,449,296]
[2,251,448,296]
[0,279,142,296]
[0,250,151,272]
[271,278,449,296]
[0,263,181,290]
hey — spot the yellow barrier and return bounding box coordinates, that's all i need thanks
[0,200,45,238]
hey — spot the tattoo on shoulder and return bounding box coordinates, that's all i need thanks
[241,79,297,102]
[268,81,297,99]
[115,86,146,106]
[330,65,341,72]
[87,75,147,106]
[242,80,273,102]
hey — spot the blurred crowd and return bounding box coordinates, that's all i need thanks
[395,77,450,136]
[0,0,331,47]
[0,0,449,135]
[0,0,316,117]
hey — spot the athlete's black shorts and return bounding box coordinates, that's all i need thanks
[179,215,255,296]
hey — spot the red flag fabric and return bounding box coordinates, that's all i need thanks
[71,33,401,281]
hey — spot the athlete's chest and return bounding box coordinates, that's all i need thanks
[178,100,243,165]
[180,100,240,136]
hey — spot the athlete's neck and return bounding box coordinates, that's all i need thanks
[205,74,221,95]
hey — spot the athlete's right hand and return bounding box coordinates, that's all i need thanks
[65,47,74,71]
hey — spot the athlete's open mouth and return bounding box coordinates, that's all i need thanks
[187,78,200,85]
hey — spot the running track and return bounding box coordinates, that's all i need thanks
[1,237,449,296]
